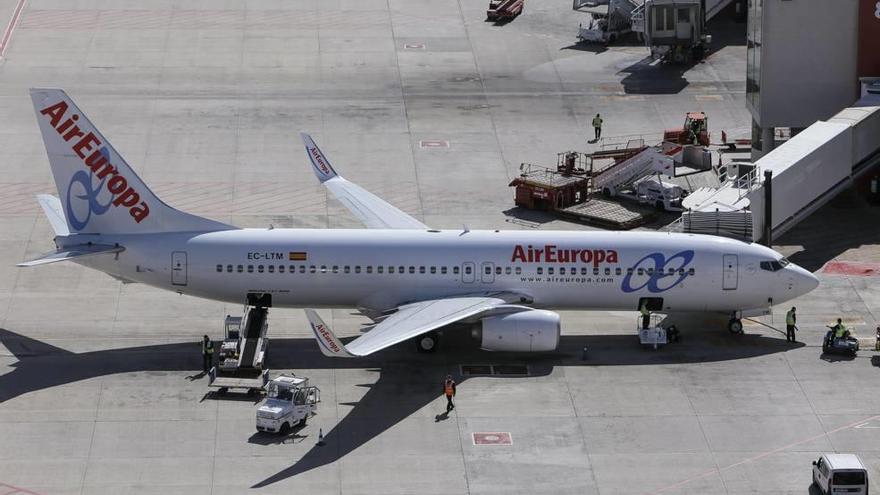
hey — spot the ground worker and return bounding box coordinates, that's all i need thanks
[639,301,650,330]
[443,374,456,412]
[785,307,797,343]
[201,335,214,373]
[832,319,848,339]
[592,113,603,141]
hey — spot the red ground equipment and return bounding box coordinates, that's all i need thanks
[663,112,709,146]
[487,0,524,20]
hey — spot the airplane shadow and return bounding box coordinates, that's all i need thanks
[0,323,798,488]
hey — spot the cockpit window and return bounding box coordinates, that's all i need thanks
[760,260,786,272]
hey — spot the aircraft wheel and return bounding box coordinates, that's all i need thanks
[728,319,743,334]
[298,416,307,427]
[416,331,439,353]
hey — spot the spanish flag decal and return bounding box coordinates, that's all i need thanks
[289,252,307,261]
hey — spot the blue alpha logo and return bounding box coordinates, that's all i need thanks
[65,147,113,231]
[621,250,695,293]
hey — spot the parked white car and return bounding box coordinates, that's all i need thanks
[812,453,868,495]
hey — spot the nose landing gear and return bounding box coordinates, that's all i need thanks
[728,318,743,334]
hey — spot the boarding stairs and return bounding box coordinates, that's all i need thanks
[592,146,674,195]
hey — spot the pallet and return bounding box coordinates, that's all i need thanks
[560,197,655,229]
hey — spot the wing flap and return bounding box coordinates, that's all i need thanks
[300,133,428,230]
[17,244,124,267]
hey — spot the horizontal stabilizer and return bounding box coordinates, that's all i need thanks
[17,244,124,267]
[305,309,354,358]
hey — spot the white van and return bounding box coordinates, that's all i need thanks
[812,454,869,494]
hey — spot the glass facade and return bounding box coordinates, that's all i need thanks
[746,0,762,111]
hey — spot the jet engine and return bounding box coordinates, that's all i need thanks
[474,309,561,352]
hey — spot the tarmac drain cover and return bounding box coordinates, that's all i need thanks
[493,364,529,376]
[419,140,449,149]
[461,364,492,376]
[473,432,512,445]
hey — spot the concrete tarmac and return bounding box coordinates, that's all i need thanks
[0,1,878,494]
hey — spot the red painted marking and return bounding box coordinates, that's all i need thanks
[419,140,449,149]
[822,261,880,276]
[473,432,512,445]
[0,483,45,495]
[0,0,27,58]
[650,413,880,494]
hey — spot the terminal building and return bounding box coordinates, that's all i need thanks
[746,0,880,157]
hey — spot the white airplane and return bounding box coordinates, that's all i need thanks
[21,88,819,357]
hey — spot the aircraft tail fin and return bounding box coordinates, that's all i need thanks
[29,88,232,235]
[304,309,355,358]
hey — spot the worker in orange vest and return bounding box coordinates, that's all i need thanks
[443,374,457,412]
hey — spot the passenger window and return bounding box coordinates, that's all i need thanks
[278,265,284,273]
[258,265,264,273]
[268,265,274,273]
[485,266,491,275]
[289,265,295,273]
[248,265,254,273]
[420,266,426,274]
[646,268,654,275]
[454,266,460,275]
[377,266,384,274]
[320,265,327,273]
[505,267,511,275]
[389,266,395,274]
[431,266,437,274]
[515,267,521,275]
[367,266,373,274]
[560,267,566,275]
[548,267,554,275]
[615,268,621,275]
[688,268,695,275]
[399,266,405,274]
[464,266,472,275]
[637,268,644,276]
[344,266,350,274]
[581,267,587,275]
[495,266,501,275]
[355,266,361,273]
[299,266,306,274]
[309,266,316,273]
[332,266,338,273]
[237,265,243,273]
[604,267,610,275]
[627,268,633,275]
[216,264,223,272]
[668,267,675,274]
[441,267,447,274]
[409,266,415,274]
[537,267,543,275]
[226,265,233,273]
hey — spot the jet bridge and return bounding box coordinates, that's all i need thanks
[672,103,880,243]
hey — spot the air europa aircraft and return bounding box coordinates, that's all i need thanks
[21,88,819,357]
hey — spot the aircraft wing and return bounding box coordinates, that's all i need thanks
[300,133,428,230]
[306,295,526,357]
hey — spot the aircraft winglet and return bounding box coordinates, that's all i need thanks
[300,133,338,183]
[305,309,355,358]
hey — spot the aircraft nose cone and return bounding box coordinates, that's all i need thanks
[793,264,820,296]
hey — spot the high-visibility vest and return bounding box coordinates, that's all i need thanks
[640,303,649,316]
[786,311,795,326]
[835,324,847,338]
[202,340,213,354]
[444,381,454,396]
[592,117,603,128]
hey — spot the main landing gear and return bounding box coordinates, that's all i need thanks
[415,331,439,353]
[728,317,743,334]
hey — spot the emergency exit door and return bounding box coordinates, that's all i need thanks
[481,262,495,283]
[172,251,187,286]
[722,254,738,290]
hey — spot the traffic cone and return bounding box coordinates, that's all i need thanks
[317,428,325,446]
